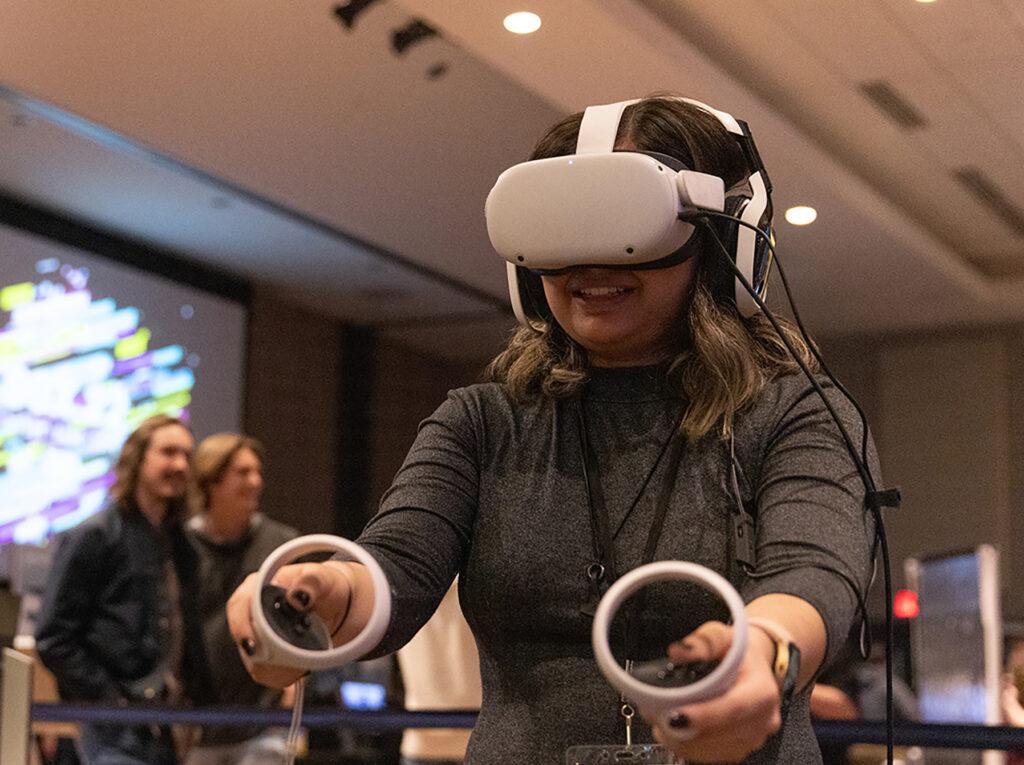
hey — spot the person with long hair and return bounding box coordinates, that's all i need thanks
[37,414,214,764]
[227,95,879,764]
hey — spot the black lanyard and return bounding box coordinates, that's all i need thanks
[575,397,686,645]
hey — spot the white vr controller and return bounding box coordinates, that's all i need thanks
[249,534,391,671]
[591,561,749,739]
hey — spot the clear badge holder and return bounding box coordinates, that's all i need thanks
[565,744,678,765]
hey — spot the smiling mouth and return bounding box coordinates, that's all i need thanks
[573,286,630,298]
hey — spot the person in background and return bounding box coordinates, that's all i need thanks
[811,637,918,765]
[226,94,880,764]
[36,414,213,765]
[397,580,481,765]
[1002,637,1024,765]
[184,433,300,765]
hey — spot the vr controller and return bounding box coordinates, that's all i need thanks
[249,534,391,671]
[591,560,749,740]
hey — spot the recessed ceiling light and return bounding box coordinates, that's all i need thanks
[503,11,541,34]
[785,206,817,225]
[915,0,936,3]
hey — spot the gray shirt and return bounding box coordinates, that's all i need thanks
[358,365,878,764]
[187,512,299,745]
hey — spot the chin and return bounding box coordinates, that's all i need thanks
[161,485,188,501]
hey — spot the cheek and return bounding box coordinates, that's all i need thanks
[540,277,574,326]
[141,456,161,478]
[642,264,698,313]
[540,278,563,308]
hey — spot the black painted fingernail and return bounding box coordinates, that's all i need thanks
[292,589,311,608]
[241,637,256,656]
[669,713,690,729]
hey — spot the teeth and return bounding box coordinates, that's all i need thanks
[577,286,625,297]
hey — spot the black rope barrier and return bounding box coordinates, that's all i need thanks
[31,703,478,731]
[31,703,1024,753]
[814,720,1024,751]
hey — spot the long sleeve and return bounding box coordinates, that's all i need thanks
[35,523,121,702]
[736,376,879,668]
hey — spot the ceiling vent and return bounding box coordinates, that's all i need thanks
[858,80,928,130]
[953,167,1024,238]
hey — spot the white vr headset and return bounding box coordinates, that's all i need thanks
[484,98,773,324]
[486,151,726,271]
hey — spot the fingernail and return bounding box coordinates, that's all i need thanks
[669,713,690,729]
[292,589,311,608]
[680,641,695,651]
[241,637,256,656]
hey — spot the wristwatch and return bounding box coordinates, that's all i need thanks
[747,617,801,709]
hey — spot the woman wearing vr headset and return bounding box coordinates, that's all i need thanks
[227,95,879,764]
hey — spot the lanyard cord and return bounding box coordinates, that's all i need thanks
[575,397,686,657]
[576,397,620,591]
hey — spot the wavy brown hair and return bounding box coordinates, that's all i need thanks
[486,95,818,440]
[194,433,265,509]
[111,415,192,505]
[109,413,195,517]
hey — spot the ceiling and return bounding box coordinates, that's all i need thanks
[1,0,1022,364]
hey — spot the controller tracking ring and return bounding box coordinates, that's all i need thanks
[249,534,391,670]
[591,560,748,739]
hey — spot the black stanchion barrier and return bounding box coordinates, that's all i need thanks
[814,719,1024,752]
[31,703,478,731]
[31,703,1024,753]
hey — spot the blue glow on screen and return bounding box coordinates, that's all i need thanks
[340,681,387,710]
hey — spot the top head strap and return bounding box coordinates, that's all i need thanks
[575,100,638,154]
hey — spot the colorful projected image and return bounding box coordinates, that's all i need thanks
[0,240,242,546]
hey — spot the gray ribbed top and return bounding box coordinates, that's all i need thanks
[358,366,878,764]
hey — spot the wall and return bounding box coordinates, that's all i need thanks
[368,339,488,517]
[244,288,341,537]
[244,287,490,540]
[822,327,1024,624]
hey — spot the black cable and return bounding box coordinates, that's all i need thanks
[680,209,898,765]
[685,211,889,591]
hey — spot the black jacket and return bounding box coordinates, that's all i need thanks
[35,501,214,705]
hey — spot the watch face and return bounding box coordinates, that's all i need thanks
[781,643,801,705]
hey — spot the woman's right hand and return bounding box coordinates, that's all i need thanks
[644,620,782,763]
[226,561,355,688]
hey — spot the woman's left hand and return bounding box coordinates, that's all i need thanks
[642,620,782,763]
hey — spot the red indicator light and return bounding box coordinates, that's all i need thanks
[894,589,919,618]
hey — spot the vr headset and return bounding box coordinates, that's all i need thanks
[484,97,774,325]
